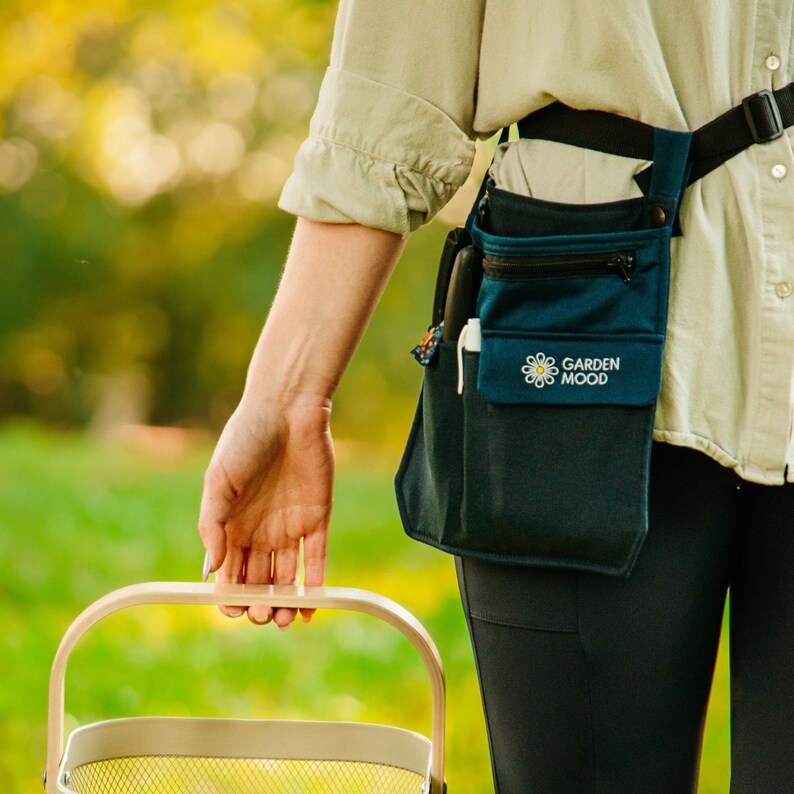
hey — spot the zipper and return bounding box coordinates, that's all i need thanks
[483,251,636,284]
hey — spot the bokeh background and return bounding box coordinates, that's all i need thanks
[0,2,730,792]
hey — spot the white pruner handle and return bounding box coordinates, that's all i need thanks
[45,582,446,794]
[457,317,481,394]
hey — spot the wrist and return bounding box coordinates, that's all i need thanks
[238,375,333,417]
[241,337,339,408]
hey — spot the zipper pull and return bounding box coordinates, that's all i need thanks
[607,254,635,284]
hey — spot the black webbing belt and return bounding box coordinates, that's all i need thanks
[516,83,794,195]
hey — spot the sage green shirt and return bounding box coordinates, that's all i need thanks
[279,0,794,485]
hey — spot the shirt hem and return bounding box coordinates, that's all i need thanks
[653,428,786,485]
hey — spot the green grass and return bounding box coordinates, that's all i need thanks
[0,423,729,792]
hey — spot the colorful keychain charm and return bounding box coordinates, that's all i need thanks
[411,323,444,366]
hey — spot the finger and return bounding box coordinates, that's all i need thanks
[197,468,232,575]
[215,544,246,618]
[245,548,274,625]
[197,513,228,577]
[272,545,299,629]
[299,531,328,623]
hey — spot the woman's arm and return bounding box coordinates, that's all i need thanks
[197,217,405,628]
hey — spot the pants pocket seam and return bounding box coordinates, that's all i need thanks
[469,610,578,633]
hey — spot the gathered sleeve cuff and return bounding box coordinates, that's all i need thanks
[278,67,476,235]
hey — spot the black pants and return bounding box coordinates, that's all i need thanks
[456,442,794,793]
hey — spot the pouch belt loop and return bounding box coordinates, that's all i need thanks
[647,128,693,233]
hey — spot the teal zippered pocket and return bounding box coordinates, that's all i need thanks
[476,225,670,409]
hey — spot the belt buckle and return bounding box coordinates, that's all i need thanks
[742,89,784,143]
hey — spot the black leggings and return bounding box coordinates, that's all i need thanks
[456,442,794,793]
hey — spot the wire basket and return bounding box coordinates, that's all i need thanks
[46,583,445,794]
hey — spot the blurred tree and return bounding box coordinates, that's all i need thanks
[0,0,481,445]
[0,1,333,426]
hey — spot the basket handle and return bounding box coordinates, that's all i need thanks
[46,582,445,794]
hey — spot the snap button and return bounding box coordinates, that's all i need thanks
[648,206,666,227]
[766,54,782,71]
[771,163,788,179]
[776,281,793,298]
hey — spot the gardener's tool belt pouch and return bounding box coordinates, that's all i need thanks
[396,128,693,577]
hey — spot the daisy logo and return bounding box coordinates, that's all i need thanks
[522,353,559,388]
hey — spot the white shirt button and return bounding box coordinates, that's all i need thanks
[766,54,782,71]
[771,163,788,179]
[776,281,793,298]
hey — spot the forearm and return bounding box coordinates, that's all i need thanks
[241,217,406,409]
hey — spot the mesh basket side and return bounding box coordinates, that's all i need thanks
[67,755,427,794]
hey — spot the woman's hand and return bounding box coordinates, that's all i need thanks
[195,218,406,628]
[198,397,333,628]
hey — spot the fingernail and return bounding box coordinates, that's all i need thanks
[278,625,289,632]
[301,614,311,623]
[227,608,245,618]
[202,551,211,583]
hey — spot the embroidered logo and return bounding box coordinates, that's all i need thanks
[521,353,559,388]
[560,356,620,385]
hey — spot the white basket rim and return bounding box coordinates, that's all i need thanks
[57,716,431,792]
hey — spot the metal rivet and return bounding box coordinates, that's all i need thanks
[648,206,666,227]
[766,54,782,71]
[771,163,788,180]
[776,281,793,299]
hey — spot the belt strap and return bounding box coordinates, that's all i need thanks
[516,83,794,192]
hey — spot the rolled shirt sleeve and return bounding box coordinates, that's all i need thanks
[278,1,485,234]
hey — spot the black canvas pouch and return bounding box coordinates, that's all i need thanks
[396,128,692,577]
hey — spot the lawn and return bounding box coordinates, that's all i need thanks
[0,423,729,793]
